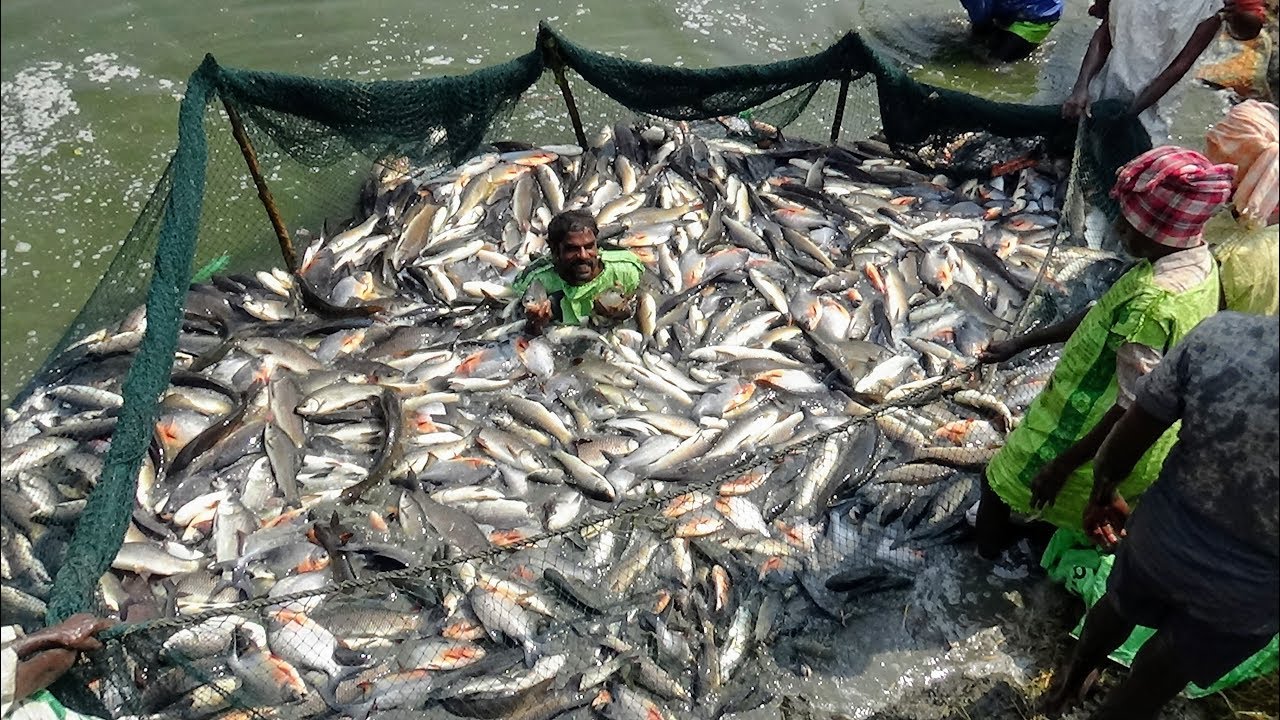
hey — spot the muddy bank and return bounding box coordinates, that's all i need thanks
[721,539,1237,720]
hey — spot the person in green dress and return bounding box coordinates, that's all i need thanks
[511,209,645,333]
[972,146,1235,560]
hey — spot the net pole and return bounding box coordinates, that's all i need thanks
[219,92,297,272]
[831,70,851,143]
[540,32,588,149]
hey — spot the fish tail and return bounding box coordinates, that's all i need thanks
[321,664,369,712]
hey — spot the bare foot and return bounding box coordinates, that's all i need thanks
[1037,668,1100,717]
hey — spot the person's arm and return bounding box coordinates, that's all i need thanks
[1089,403,1174,506]
[5,615,109,658]
[1030,333,1166,507]
[1013,307,1091,348]
[1028,403,1127,509]
[1084,326,1190,545]
[11,649,77,704]
[1084,402,1176,546]
[1129,15,1221,116]
[979,305,1091,363]
[1063,19,1114,119]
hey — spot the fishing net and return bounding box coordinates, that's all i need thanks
[0,21,1183,720]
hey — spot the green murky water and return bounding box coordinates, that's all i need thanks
[0,0,1228,403]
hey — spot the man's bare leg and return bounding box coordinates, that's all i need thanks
[1039,593,1136,717]
[974,468,1013,560]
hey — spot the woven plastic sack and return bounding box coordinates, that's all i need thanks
[1042,528,1280,698]
[1207,214,1280,316]
[1204,99,1279,228]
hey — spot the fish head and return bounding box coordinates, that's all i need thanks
[413,411,439,433]
[512,150,558,167]
[442,618,484,640]
[294,549,330,574]
[682,257,707,288]
[817,295,850,322]
[593,288,631,316]
[752,369,783,390]
[455,349,493,377]
[232,624,267,655]
[934,419,973,445]
[862,262,886,294]
[510,564,538,583]
[271,607,306,626]
[677,514,725,538]
[523,279,548,304]
[758,556,787,580]
[723,381,756,414]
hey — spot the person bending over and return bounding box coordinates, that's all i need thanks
[961,0,1064,62]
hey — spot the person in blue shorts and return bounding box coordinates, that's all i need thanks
[960,0,1064,62]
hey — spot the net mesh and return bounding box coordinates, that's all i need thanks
[0,23,1181,720]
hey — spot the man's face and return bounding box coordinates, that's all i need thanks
[554,229,600,285]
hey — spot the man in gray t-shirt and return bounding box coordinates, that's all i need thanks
[1040,312,1279,720]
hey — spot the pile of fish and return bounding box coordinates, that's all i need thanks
[0,119,1124,720]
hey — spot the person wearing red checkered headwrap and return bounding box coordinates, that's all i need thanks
[971,147,1236,717]
[1110,145,1237,250]
[1064,0,1265,143]
[973,145,1229,568]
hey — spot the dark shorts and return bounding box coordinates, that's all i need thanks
[1107,543,1275,687]
[986,28,1038,62]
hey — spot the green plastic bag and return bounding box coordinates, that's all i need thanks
[1041,528,1279,698]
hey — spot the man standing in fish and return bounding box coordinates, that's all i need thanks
[512,209,646,332]
[973,147,1232,563]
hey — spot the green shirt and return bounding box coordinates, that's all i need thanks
[986,255,1219,530]
[511,250,645,325]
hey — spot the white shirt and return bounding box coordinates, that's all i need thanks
[1089,0,1223,142]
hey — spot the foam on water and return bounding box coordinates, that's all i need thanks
[0,52,179,403]
[1,62,80,177]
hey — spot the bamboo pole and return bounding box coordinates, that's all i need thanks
[220,94,297,272]
[830,71,852,144]
[542,35,588,149]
